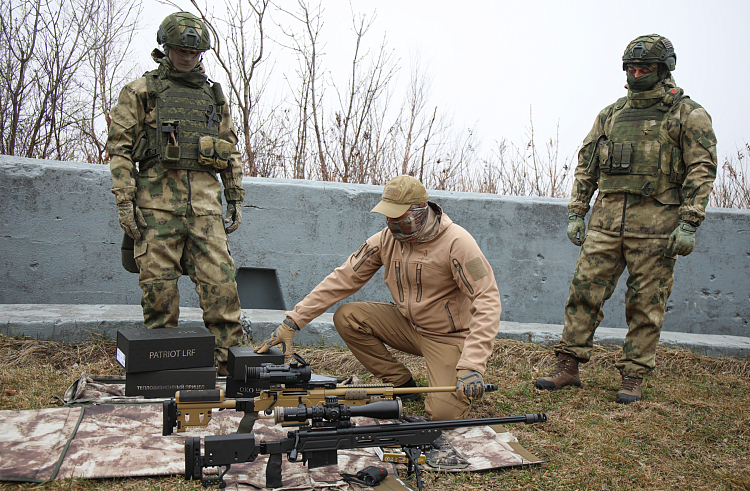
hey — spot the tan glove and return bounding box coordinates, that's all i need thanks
[456,369,485,399]
[224,201,241,234]
[117,201,147,240]
[254,319,298,355]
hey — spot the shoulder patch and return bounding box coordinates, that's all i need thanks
[110,105,137,129]
[465,257,488,281]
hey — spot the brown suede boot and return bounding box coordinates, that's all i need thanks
[616,376,642,404]
[534,353,582,390]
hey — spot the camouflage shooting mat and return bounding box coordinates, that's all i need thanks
[0,403,543,489]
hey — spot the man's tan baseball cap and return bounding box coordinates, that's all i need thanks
[371,175,429,218]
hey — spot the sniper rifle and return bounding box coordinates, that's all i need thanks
[163,353,498,435]
[185,396,547,490]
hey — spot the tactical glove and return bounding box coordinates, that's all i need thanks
[224,201,241,234]
[254,318,298,356]
[117,201,147,241]
[456,369,485,399]
[667,220,697,256]
[567,213,586,246]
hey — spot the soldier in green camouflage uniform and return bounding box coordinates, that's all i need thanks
[106,12,245,373]
[535,34,717,403]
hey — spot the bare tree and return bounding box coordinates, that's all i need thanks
[0,0,131,162]
[4,0,675,205]
[188,0,269,177]
[329,11,397,183]
[79,0,143,164]
[710,143,750,209]
[399,58,430,175]
[277,0,327,180]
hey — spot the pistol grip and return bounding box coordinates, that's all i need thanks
[266,453,283,488]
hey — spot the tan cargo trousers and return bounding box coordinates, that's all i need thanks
[333,301,471,421]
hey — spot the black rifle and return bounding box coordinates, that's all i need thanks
[185,397,547,490]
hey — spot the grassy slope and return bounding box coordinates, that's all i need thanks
[1,334,748,491]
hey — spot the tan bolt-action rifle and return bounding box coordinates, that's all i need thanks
[163,353,497,435]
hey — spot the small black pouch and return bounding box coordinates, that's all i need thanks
[341,465,388,487]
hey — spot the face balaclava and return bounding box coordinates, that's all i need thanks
[626,62,663,91]
[387,203,429,242]
[152,48,207,89]
[167,46,201,73]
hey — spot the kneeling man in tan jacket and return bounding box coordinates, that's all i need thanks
[255,175,502,420]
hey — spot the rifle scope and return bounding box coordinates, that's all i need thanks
[272,397,403,424]
[246,353,311,383]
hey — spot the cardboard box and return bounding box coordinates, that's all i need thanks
[374,446,426,465]
[116,327,215,373]
[227,346,284,379]
[125,367,216,398]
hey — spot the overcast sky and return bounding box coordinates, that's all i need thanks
[138,0,750,166]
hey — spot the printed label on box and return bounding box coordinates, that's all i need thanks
[116,348,125,368]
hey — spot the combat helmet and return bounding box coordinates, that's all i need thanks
[156,12,211,52]
[622,34,676,71]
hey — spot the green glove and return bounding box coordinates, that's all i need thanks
[566,213,586,246]
[456,369,485,399]
[117,201,147,240]
[254,318,298,355]
[667,220,697,256]
[224,201,241,234]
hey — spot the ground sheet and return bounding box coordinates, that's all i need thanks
[0,378,544,490]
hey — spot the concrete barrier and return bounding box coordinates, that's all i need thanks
[1,155,748,341]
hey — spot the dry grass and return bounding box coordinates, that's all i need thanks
[1,334,749,491]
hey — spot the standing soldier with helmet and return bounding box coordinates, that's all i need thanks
[535,34,717,403]
[106,12,245,375]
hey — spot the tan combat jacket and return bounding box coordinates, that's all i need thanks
[569,76,717,238]
[107,52,244,215]
[285,205,502,374]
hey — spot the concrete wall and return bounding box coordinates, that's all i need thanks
[1,155,748,337]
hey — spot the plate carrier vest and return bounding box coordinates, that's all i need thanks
[139,66,222,173]
[595,87,687,198]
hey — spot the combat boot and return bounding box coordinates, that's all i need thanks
[616,376,642,404]
[216,361,229,377]
[534,353,582,391]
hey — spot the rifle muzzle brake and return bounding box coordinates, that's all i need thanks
[525,413,547,424]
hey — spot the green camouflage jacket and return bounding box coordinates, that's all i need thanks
[106,51,244,215]
[569,76,717,238]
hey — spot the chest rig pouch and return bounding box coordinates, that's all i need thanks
[140,68,230,173]
[597,88,686,198]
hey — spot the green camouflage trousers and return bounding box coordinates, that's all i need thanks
[557,230,677,378]
[134,208,243,362]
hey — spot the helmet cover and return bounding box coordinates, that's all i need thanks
[622,34,676,71]
[156,12,211,52]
